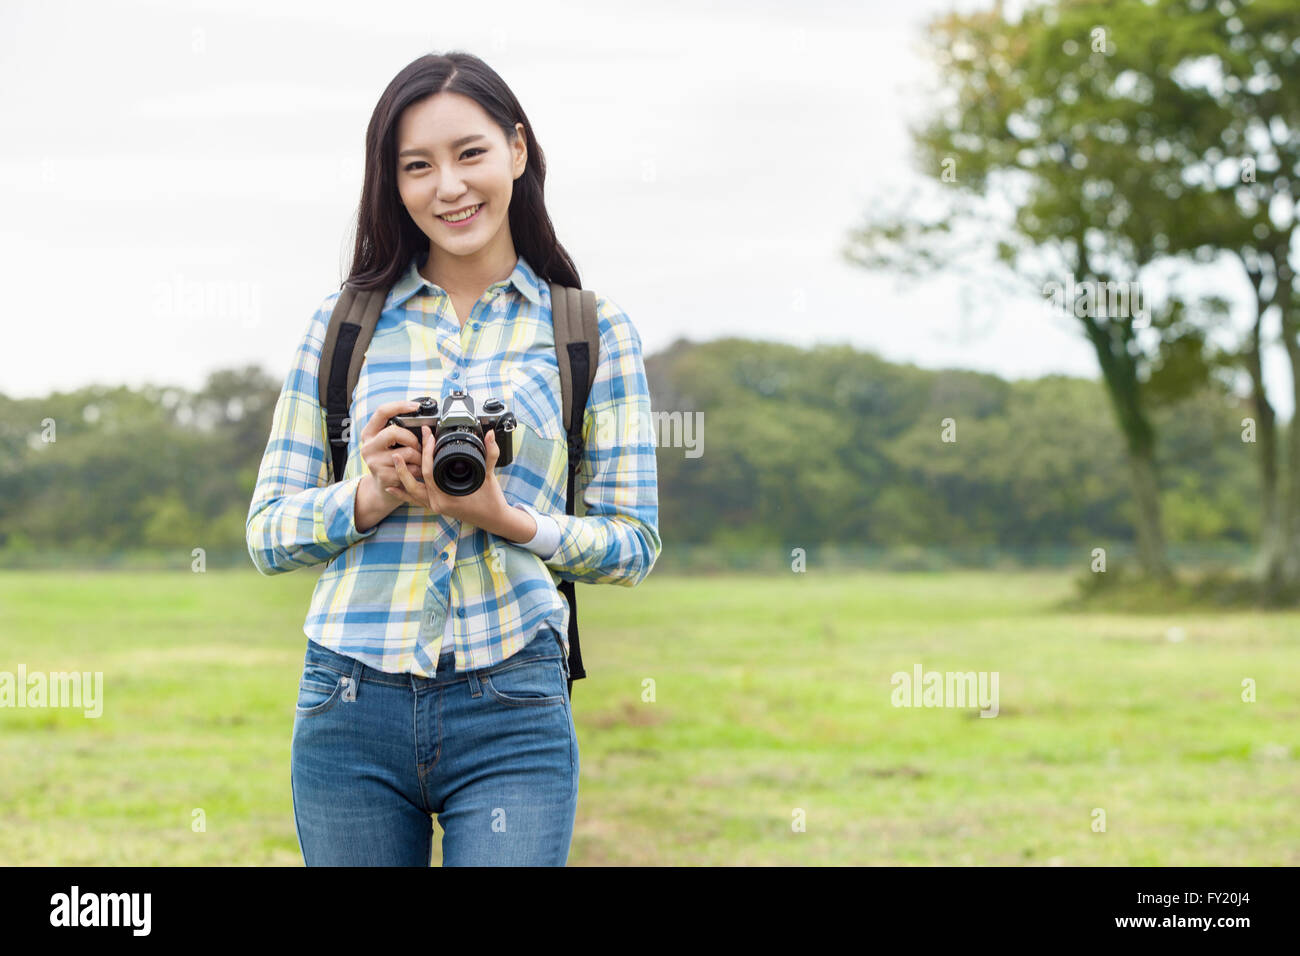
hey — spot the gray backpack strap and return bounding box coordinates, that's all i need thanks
[318,284,387,483]
[548,283,600,494]
[547,281,600,692]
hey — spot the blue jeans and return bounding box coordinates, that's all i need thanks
[290,626,579,866]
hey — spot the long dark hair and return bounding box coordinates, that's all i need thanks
[342,51,581,293]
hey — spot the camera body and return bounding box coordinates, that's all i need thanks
[387,391,517,496]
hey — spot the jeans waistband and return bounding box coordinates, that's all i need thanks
[305,625,564,689]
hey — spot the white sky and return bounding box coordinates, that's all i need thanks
[1,0,1291,420]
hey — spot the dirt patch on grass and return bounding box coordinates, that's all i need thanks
[583,699,668,730]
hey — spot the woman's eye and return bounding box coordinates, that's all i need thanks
[403,149,485,172]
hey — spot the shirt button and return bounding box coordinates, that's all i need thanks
[472,321,480,330]
[439,551,447,561]
[457,608,465,617]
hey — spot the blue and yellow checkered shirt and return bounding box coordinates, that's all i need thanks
[246,252,661,676]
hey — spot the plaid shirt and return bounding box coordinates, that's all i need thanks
[246,253,661,676]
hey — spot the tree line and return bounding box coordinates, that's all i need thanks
[0,339,1264,574]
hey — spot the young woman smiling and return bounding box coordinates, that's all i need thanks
[246,52,661,866]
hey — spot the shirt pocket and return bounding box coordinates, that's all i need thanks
[509,362,566,443]
[500,363,568,498]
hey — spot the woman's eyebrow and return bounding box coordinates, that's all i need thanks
[398,134,486,158]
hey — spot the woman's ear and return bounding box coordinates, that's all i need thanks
[512,122,527,179]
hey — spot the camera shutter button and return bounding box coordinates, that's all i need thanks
[482,398,504,413]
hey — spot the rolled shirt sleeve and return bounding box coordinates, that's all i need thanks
[246,293,379,575]
[541,296,662,587]
[513,501,561,560]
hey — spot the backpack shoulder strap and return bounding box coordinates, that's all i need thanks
[318,283,387,484]
[548,282,600,501]
[547,281,600,693]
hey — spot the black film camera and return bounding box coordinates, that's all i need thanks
[386,391,517,496]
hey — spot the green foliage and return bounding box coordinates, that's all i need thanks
[847,0,1300,434]
[0,342,1266,561]
[646,339,1259,548]
[0,367,280,558]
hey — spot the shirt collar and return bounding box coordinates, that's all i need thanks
[386,252,543,311]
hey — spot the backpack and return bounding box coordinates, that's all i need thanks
[316,279,600,698]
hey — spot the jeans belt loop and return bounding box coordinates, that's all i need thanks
[341,658,362,701]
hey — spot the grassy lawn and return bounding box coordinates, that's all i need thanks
[1,567,1296,865]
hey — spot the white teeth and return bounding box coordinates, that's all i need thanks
[439,204,481,222]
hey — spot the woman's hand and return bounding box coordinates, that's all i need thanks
[357,400,426,504]
[387,424,516,533]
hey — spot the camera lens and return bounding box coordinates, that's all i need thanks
[432,434,485,496]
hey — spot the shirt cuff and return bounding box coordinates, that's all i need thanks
[512,502,561,559]
[323,474,381,548]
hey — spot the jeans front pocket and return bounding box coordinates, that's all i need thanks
[296,662,349,718]
[481,652,566,707]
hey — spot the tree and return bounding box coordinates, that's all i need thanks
[846,0,1298,593]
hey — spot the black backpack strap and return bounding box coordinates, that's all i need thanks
[318,284,387,483]
[549,282,600,697]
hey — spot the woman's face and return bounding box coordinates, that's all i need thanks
[394,92,527,266]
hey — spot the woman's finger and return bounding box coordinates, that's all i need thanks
[362,400,420,443]
[394,445,423,469]
[393,455,417,491]
[392,457,429,507]
[421,426,436,487]
[382,423,421,452]
[385,485,416,505]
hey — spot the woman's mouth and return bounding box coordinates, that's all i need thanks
[437,203,483,227]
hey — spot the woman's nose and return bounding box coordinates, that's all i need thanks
[435,173,466,198]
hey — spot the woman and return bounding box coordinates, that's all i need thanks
[246,51,661,866]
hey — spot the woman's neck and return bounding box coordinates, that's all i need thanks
[420,244,518,298]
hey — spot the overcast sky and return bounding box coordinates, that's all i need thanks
[1,0,1290,419]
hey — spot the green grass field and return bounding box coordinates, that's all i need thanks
[1,567,1296,865]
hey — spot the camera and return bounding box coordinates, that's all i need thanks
[386,391,517,496]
